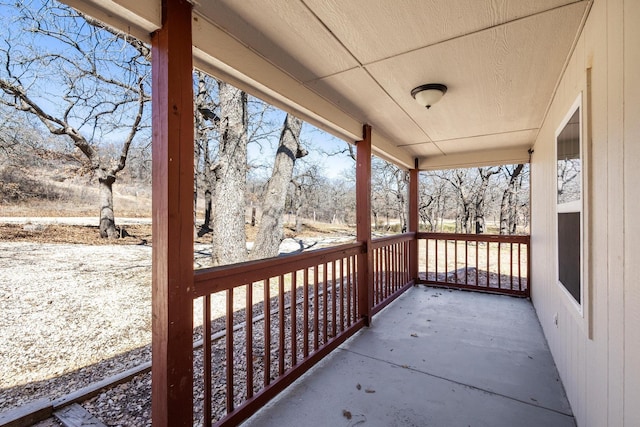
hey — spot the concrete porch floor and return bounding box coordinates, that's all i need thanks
[242,286,574,427]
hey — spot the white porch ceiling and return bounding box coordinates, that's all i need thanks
[63,0,591,170]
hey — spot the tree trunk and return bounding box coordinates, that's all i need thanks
[98,176,118,238]
[499,164,524,235]
[250,114,305,260]
[211,82,248,265]
[474,167,501,234]
[203,188,212,228]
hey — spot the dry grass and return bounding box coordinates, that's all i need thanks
[0,221,356,246]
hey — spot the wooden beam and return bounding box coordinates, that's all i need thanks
[151,1,194,426]
[408,162,419,281]
[356,125,372,326]
[54,404,107,427]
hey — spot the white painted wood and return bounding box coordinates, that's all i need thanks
[427,129,538,155]
[418,147,529,170]
[307,68,429,145]
[365,3,587,145]
[61,0,160,41]
[623,0,640,425]
[194,0,357,82]
[303,0,580,64]
[606,1,625,425]
[530,1,640,426]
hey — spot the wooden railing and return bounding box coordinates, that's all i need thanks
[417,232,530,297]
[372,233,414,315]
[192,234,414,426]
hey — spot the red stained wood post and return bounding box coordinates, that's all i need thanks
[356,125,373,326]
[151,1,194,426]
[409,161,419,281]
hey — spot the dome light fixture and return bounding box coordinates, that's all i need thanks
[411,83,448,109]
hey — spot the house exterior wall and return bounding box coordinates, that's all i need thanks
[530,0,639,426]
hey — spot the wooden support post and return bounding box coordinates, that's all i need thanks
[409,160,419,281]
[151,1,194,426]
[356,125,373,326]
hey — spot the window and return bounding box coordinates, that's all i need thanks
[556,96,582,307]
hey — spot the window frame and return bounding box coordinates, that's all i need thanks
[555,94,584,314]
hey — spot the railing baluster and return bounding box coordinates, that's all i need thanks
[454,238,458,283]
[263,279,271,387]
[497,242,502,289]
[510,243,514,290]
[374,247,379,304]
[323,263,328,345]
[332,261,337,339]
[394,243,399,291]
[339,258,345,332]
[346,256,352,326]
[383,246,388,297]
[396,242,400,291]
[246,283,253,399]
[486,241,490,288]
[475,241,479,285]
[303,268,309,358]
[353,254,358,319]
[434,238,438,282]
[313,265,319,351]
[278,275,285,376]
[518,243,522,291]
[425,237,429,281]
[465,240,469,285]
[444,238,448,283]
[203,295,212,427]
[226,288,234,413]
[291,271,297,366]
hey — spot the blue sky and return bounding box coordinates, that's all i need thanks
[0,0,357,180]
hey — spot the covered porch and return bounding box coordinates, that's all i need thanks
[49,0,601,426]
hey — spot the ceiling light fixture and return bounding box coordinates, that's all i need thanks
[411,83,448,109]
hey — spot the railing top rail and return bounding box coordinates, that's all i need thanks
[194,242,365,297]
[417,232,530,244]
[371,232,415,248]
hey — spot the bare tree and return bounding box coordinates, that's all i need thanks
[474,166,501,234]
[419,171,451,231]
[194,71,220,231]
[499,164,525,234]
[371,158,408,232]
[0,1,150,237]
[210,81,248,265]
[289,163,322,232]
[250,114,306,259]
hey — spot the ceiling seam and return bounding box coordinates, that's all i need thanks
[361,0,589,68]
[299,0,437,147]
[353,1,589,156]
[397,128,541,147]
[533,0,594,144]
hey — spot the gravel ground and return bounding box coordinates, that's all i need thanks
[0,242,153,408]
[0,231,356,426]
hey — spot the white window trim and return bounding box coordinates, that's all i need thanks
[555,93,584,315]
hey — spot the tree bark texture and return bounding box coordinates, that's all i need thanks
[500,164,524,234]
[98,176,118,238]
[211,82,248,265]
[474,167,500,234]
[250,114,305,260]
